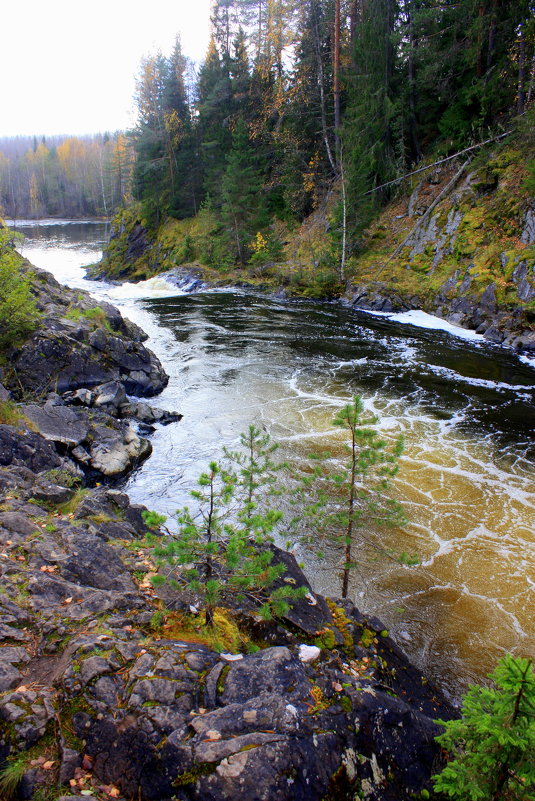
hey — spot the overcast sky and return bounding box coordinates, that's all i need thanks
[2,0,212,137]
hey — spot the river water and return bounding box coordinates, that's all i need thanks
[14,219,535,700]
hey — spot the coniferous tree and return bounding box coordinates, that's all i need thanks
[342,0,399,246]
[221,118,268,263]
[164,38,200,218]
[197,38,233,207]
[277,0,337,218]
[132,53,170,226]
[433,655,535,801]
[150,431,308,628]
[293,396,406,598]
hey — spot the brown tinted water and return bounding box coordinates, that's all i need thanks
[17,221,535,700]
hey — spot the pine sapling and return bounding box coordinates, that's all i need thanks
[293,395,407,598]
[152,434,307,630]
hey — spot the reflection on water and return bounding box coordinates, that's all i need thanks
[15,220,535,699]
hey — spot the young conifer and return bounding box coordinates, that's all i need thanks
[432,655,535,801]
[293,395,407,598]
[151,428,306,628]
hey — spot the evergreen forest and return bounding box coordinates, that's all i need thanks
[127,0,534,269]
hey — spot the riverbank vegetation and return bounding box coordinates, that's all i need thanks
[0,226,39,349]
[89,0,535,329]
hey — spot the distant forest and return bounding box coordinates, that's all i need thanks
[1,0,533,258]
[0,133,133,220]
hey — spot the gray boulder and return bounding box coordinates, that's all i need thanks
[89,422,152,476]
[20,402,90,448]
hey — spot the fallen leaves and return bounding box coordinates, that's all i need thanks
[68,760,123,799]
[82,754,94,770]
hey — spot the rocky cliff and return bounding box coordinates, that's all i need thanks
[342,135,535,352]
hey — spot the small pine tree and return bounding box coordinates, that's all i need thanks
[223,424,283,541]
[293,395,406,598]
[432,655,535,801]
[152,434,306,629]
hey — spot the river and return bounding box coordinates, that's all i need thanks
[14,219,535,700]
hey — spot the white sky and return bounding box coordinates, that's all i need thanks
[1,0,212,137]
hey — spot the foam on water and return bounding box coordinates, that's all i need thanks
[424,362,535,394]
[104,275,188,301]
[13,219,535,699]
[364,308,485,342]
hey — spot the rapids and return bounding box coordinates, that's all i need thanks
[14,219,535,699]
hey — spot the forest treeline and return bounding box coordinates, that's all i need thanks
[129,0,534,269]
[2,0,533,261]
[0,133,133,220]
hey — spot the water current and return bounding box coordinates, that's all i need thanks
[14,219,535,700]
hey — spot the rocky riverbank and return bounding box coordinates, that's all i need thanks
[93,126,535,355]
[0,261,455,801]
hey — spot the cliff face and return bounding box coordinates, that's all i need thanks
[342,135,535,352]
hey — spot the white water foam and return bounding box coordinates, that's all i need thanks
[103,275,188,302]
[423,363,535,395]
[364,308,485,342]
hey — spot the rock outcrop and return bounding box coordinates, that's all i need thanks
[0,466,453,801]
[0,264,182,482]
[7,266,168,398]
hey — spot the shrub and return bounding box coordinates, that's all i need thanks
[0,227,39,350]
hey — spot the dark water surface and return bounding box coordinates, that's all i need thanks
[16,220,535,699]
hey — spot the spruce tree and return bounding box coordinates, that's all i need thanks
[197,39,233,206]
[220,118,268,263]
[342,0,399,246]
[433,655,535,801]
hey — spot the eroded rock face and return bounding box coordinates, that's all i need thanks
[0,462,453,801]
